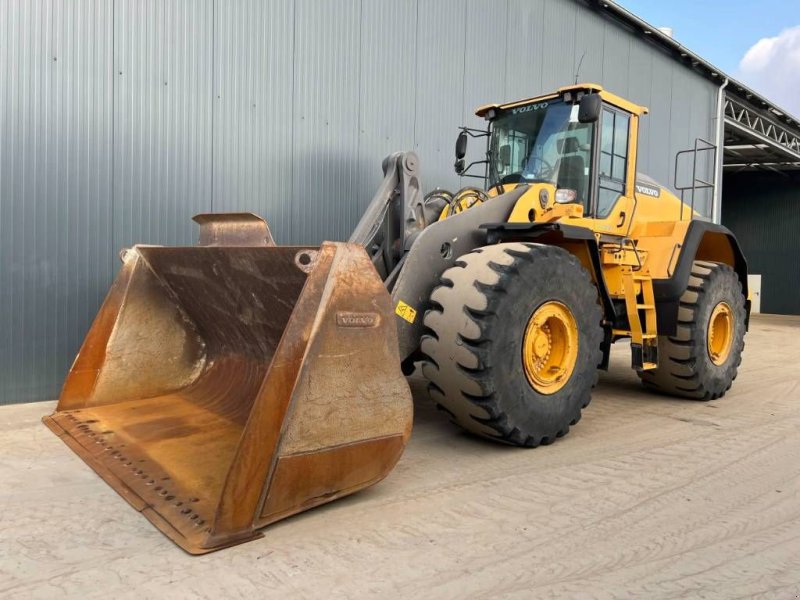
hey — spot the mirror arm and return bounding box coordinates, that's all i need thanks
[458,159,489,177]
[455,126,492,181]
[460,126,490,139]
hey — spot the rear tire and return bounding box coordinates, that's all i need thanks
[420,243,603,447]
[639,261,746,400]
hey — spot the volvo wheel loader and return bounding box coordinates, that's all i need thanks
[44,84,749,553]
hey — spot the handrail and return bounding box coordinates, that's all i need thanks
[674,138,716,220]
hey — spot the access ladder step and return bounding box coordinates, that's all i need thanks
[631,342,659,372]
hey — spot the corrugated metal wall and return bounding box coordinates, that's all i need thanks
[722,172,800,316]
[1,0,114,404]
[0,0,719,404]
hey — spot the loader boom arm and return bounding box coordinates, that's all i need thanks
[349,152,427,287]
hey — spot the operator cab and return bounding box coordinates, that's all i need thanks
[456,84,648,224]
[490,99,594,208]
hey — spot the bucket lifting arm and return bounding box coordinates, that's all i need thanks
[349,152,431,288]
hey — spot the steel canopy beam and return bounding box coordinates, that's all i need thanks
[724,96,800,163]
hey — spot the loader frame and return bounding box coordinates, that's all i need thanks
[349,146,749,372]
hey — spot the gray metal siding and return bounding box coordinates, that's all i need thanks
[414,0,466,196]
[463,0,508,133]
[0,0,720,404]
[504,0,545,101]
[113,0,214,249]
[357,0,418,211]
[292,0,362,244]
[211,0,295,234]
[627,31,653,175]
[602,22,631,96]
[541,0,577,91]
[573,8,605,89]
[0,0,114,403]
[722,172,800,316]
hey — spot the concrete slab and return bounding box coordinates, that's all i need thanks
[1,315,800,599]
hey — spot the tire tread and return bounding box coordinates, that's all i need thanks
[420,243,603,447]
[639,261,746,400]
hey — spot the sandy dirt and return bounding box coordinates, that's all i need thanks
[1,314,799,599]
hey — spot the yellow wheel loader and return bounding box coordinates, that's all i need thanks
[44,84,749,553]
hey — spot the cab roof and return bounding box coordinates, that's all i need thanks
[475,83,649,118]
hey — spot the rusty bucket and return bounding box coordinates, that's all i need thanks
[43,214,413,554]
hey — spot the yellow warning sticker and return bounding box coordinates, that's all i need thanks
[395,300,417,324]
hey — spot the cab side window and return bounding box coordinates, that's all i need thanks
[597,108,630,217]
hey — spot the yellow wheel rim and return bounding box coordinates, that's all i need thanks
[708,301,734,366]
[522,301,579,394]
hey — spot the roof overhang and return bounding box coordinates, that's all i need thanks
[723,96,800,172]
[587,1,800,122]
[587,0,800,174]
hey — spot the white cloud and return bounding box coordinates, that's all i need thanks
[738,26,800,116]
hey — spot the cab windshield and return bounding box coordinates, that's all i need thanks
[489,100,594,206]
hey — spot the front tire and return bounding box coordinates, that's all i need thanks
[420,243,603,447]
[639,261,746,400]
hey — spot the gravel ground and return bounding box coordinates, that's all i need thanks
[1,314,799,599]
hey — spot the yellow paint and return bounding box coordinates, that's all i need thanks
[522,301,579,394]
[597,88,649,116]
[468,84,744,355]
[613,271,658,368]
[395,301,417,324]
[475,83,648,118]
[708,302,734,365]
[476,92,560,118]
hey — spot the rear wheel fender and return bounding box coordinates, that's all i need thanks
[653,222,749,336]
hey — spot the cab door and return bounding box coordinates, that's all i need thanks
[593,105,637,235]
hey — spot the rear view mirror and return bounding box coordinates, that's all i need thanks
[454,158,466,175]
[455,130,468,160]
[578,93,602,123]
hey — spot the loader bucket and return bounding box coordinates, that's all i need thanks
[43,216,413,554]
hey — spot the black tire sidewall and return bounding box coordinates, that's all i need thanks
[484,247,602,439]
[689,266,746,394]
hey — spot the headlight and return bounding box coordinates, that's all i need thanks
[555,189,577,204]
[538,189,549,209]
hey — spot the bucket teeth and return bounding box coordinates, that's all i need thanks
[44,236,413,554]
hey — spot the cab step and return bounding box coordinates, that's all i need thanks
[623,271,659,371]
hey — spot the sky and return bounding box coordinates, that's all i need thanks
[616,0,800,115]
